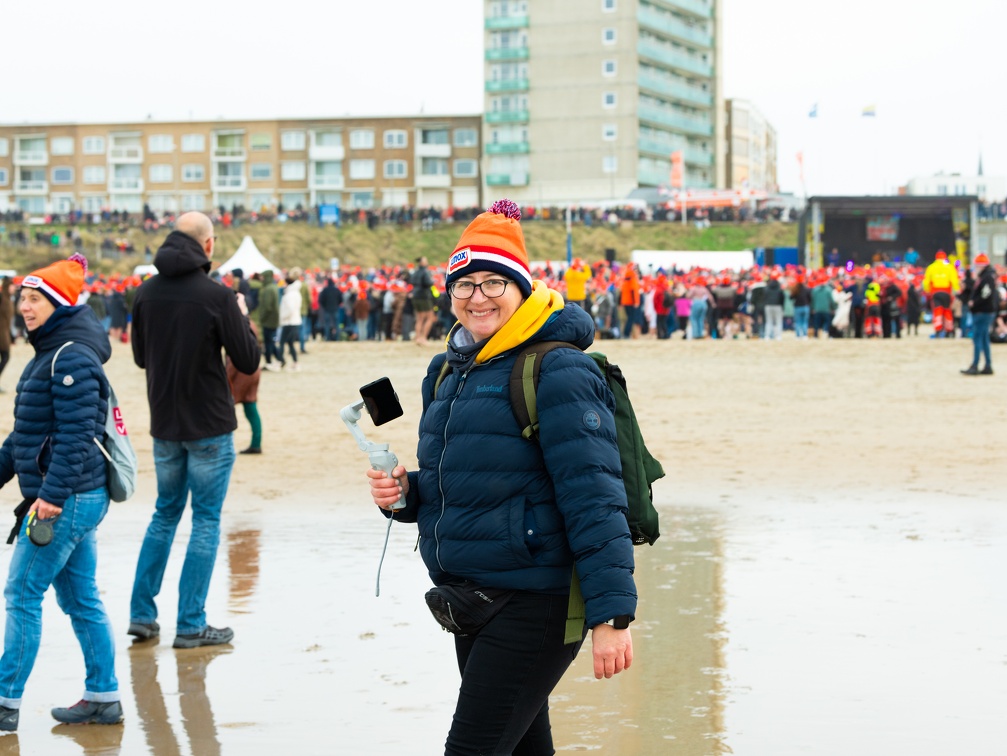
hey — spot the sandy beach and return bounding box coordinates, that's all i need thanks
[0,327,1003,755]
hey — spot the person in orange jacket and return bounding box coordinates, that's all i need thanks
[619,264,641,339]
[922,250,961,338]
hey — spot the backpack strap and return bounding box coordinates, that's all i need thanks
[50,341,75,378]
[509,341,578,441]
[432,359,452,398]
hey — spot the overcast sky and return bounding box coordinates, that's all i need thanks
[4,0,1004,197]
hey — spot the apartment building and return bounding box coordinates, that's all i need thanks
[724,98,778,193]
[483,0,724,205]
[0,115,482,215]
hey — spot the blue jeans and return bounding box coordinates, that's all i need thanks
[793,306,810,337]
[446,591,583,755]
[131,434,235,635]
[690,298,708,338]
[621,305,639,338]
[0,488,116,707]
[971,312,994,368]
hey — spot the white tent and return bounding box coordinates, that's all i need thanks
[215,236,278,276]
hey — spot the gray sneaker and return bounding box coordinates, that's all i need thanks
[0,704,18,731]
[127,621,159,640]
[51,699,123,725]
[173,625,234,649]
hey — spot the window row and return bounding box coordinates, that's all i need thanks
[0,160,481,186]
[0,128,479,158]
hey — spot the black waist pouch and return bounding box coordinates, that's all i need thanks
[424,582,515,636]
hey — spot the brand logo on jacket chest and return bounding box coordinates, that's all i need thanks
[475,384,503,394]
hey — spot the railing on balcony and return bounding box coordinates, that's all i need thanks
[637,5,712,47]
[416,174,451,189]
[485,47,529,61]
[212,147,247,160]
[639,104,713,136]
[109,177,144,192]
[486,172,529,187]
[485,79,529,93]
[485,15,528,30]
[108,146,143,162]
[213,176,247,190]
[14,150,48,164]
[15,180,48,194]
[309,145,345,161]
[637,39,712,77]
[485,110,529,124]
[310,175,345,189]
[486,142,529,155]
[665,0,713,19]
[638,72,713,107]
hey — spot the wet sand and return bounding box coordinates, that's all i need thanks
[0,329,1003,755]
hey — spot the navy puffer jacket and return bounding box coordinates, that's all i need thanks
[399,303,637,627]
[0,306,111,505]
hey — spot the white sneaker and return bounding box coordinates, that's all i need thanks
[285,362,300,372]
[263,363,280,372]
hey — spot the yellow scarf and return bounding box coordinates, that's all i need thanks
[475,281,565,364]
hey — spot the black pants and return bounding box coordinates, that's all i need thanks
[446,591,584,756]
[262,326,282,364]
[279,325,299,363]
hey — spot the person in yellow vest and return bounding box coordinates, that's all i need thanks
[864,280,882,337]
[563,259,592,310]
[922,250,960,338]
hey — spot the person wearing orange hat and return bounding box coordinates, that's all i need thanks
[366,199,635,755]
[961,253,998,375]
[0,253,124,729]
[923,250,960,338]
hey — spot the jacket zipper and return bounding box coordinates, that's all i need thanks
[434,368,468,572]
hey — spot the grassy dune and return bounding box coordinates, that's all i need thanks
[0,219,800,276]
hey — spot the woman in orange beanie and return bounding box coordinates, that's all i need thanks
[366,200,636,754]
[0,254,122,730]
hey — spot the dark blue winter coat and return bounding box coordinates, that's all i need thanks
[0,306,111,506]
[399,302,637,628]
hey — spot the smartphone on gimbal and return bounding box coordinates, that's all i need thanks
[359,377,403,426]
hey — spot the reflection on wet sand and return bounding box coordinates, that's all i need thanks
[129,642,228,756]
[550,507,728,754]
[51,723,123,755]
[0,735,17,755]
[227,529,261,614]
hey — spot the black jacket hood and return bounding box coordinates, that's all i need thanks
[154,231,212,278]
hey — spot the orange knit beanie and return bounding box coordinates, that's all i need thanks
[447,199,532,297]
[22,253,88,307]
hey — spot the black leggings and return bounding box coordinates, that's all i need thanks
[446,591,583,756]
[279,325,298,363]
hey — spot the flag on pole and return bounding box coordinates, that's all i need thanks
[796,151,804,183]
[808,104,818,118]
[862,105,877,117]
[669,151,684,189]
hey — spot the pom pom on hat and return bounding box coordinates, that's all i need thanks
[22,254,88,307]
[446,198,532,298]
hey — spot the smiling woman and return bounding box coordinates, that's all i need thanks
[365,199,638,754]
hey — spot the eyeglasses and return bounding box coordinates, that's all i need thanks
[448,279,512,299]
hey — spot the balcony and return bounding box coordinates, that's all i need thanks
[639,104,713,136]
[416,174,451,189]
[486,142,529,155]
[108,146,143,162]
[684,147,714,166]
[309,144,345,162]
[637,39,712,77]
[485,110,529,124]
[638,72,713,107]
[666,0,713,19]
[637,5,712,47]
[485,46,529,61]
[638,137,677,157]
[485,78,529,94]
[416,143,451,158]
[309,175,345,190]
[212,146,247,161]
[15,180,48,194]
[485,14,528,30]
[109,177,144,192]
[212,176,247,191]
[486,172,529,187]
[14,150,48,165]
